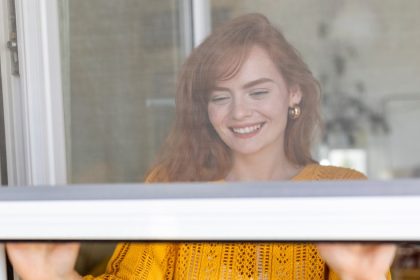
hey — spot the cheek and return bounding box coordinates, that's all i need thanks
[208,104,227,127]
[273,95,290,116]
[260,100,289,119]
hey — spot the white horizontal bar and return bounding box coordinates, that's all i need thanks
[1,196,419,241]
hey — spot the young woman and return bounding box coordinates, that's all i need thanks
[7,13,395,280]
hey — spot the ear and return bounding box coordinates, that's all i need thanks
[288,85,302,106]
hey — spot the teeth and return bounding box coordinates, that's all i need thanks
[232,124,262,134]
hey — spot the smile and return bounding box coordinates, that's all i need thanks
[230,123,265,135]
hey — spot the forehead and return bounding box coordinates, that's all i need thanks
[214,46,283,87]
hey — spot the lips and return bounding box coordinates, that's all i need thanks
[230,122,265,135]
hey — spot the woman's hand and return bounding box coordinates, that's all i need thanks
[6,242,82,280]
[317,243,396,280]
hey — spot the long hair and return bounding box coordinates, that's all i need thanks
[146,13,320,182]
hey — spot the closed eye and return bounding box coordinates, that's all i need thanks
[250,90,269,99]
[210,95,231,104]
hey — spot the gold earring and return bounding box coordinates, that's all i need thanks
[288,105,301,120]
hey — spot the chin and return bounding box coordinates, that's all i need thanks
[230,146,264,156]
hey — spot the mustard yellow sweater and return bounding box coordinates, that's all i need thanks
[84,164,391,280]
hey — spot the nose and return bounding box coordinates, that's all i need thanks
[231,97,252,120]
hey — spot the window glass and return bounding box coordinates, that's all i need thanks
[210,1,420,277]
[210,0,420,180]
[55,0,420,278]
[58,0,185,274]
[59,0,184,184]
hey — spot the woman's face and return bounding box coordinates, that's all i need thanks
[207,46,302,157]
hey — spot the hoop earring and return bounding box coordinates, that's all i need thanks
[288,105,301,120]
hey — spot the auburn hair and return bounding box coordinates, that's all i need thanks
[146,13,320,182]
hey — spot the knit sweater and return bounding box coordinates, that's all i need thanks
[84,164,390,280]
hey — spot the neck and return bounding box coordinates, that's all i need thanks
[226,147,301,181]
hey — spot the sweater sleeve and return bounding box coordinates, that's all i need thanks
[83,242,177,280]
[83,168,174,280]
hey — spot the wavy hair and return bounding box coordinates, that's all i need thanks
[146,13,320,182]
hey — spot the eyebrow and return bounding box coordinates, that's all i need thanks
[212,78,275,92]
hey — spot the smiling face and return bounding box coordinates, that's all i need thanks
[207,46,302,158]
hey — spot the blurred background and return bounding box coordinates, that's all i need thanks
[53,0,420,278]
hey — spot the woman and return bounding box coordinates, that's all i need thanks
[7,13,395,280]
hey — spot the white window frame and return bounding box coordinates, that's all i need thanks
[1,0,211,188]
[192,0,211,46]
[1,1,68,275]
[0,0,67,187]
[0,1,208,275]
[0,0,420,275]
[0,0,28,187]
[1,180,420,241]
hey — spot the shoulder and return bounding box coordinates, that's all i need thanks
[316,165,367,180]
[296,164,367,181]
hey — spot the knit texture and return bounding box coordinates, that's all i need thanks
[84,164,390,280]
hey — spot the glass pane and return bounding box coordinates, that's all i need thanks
[210,1,420,278]
[210,0,420,180]
[57,0,187,275]
[59,0,185,184]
